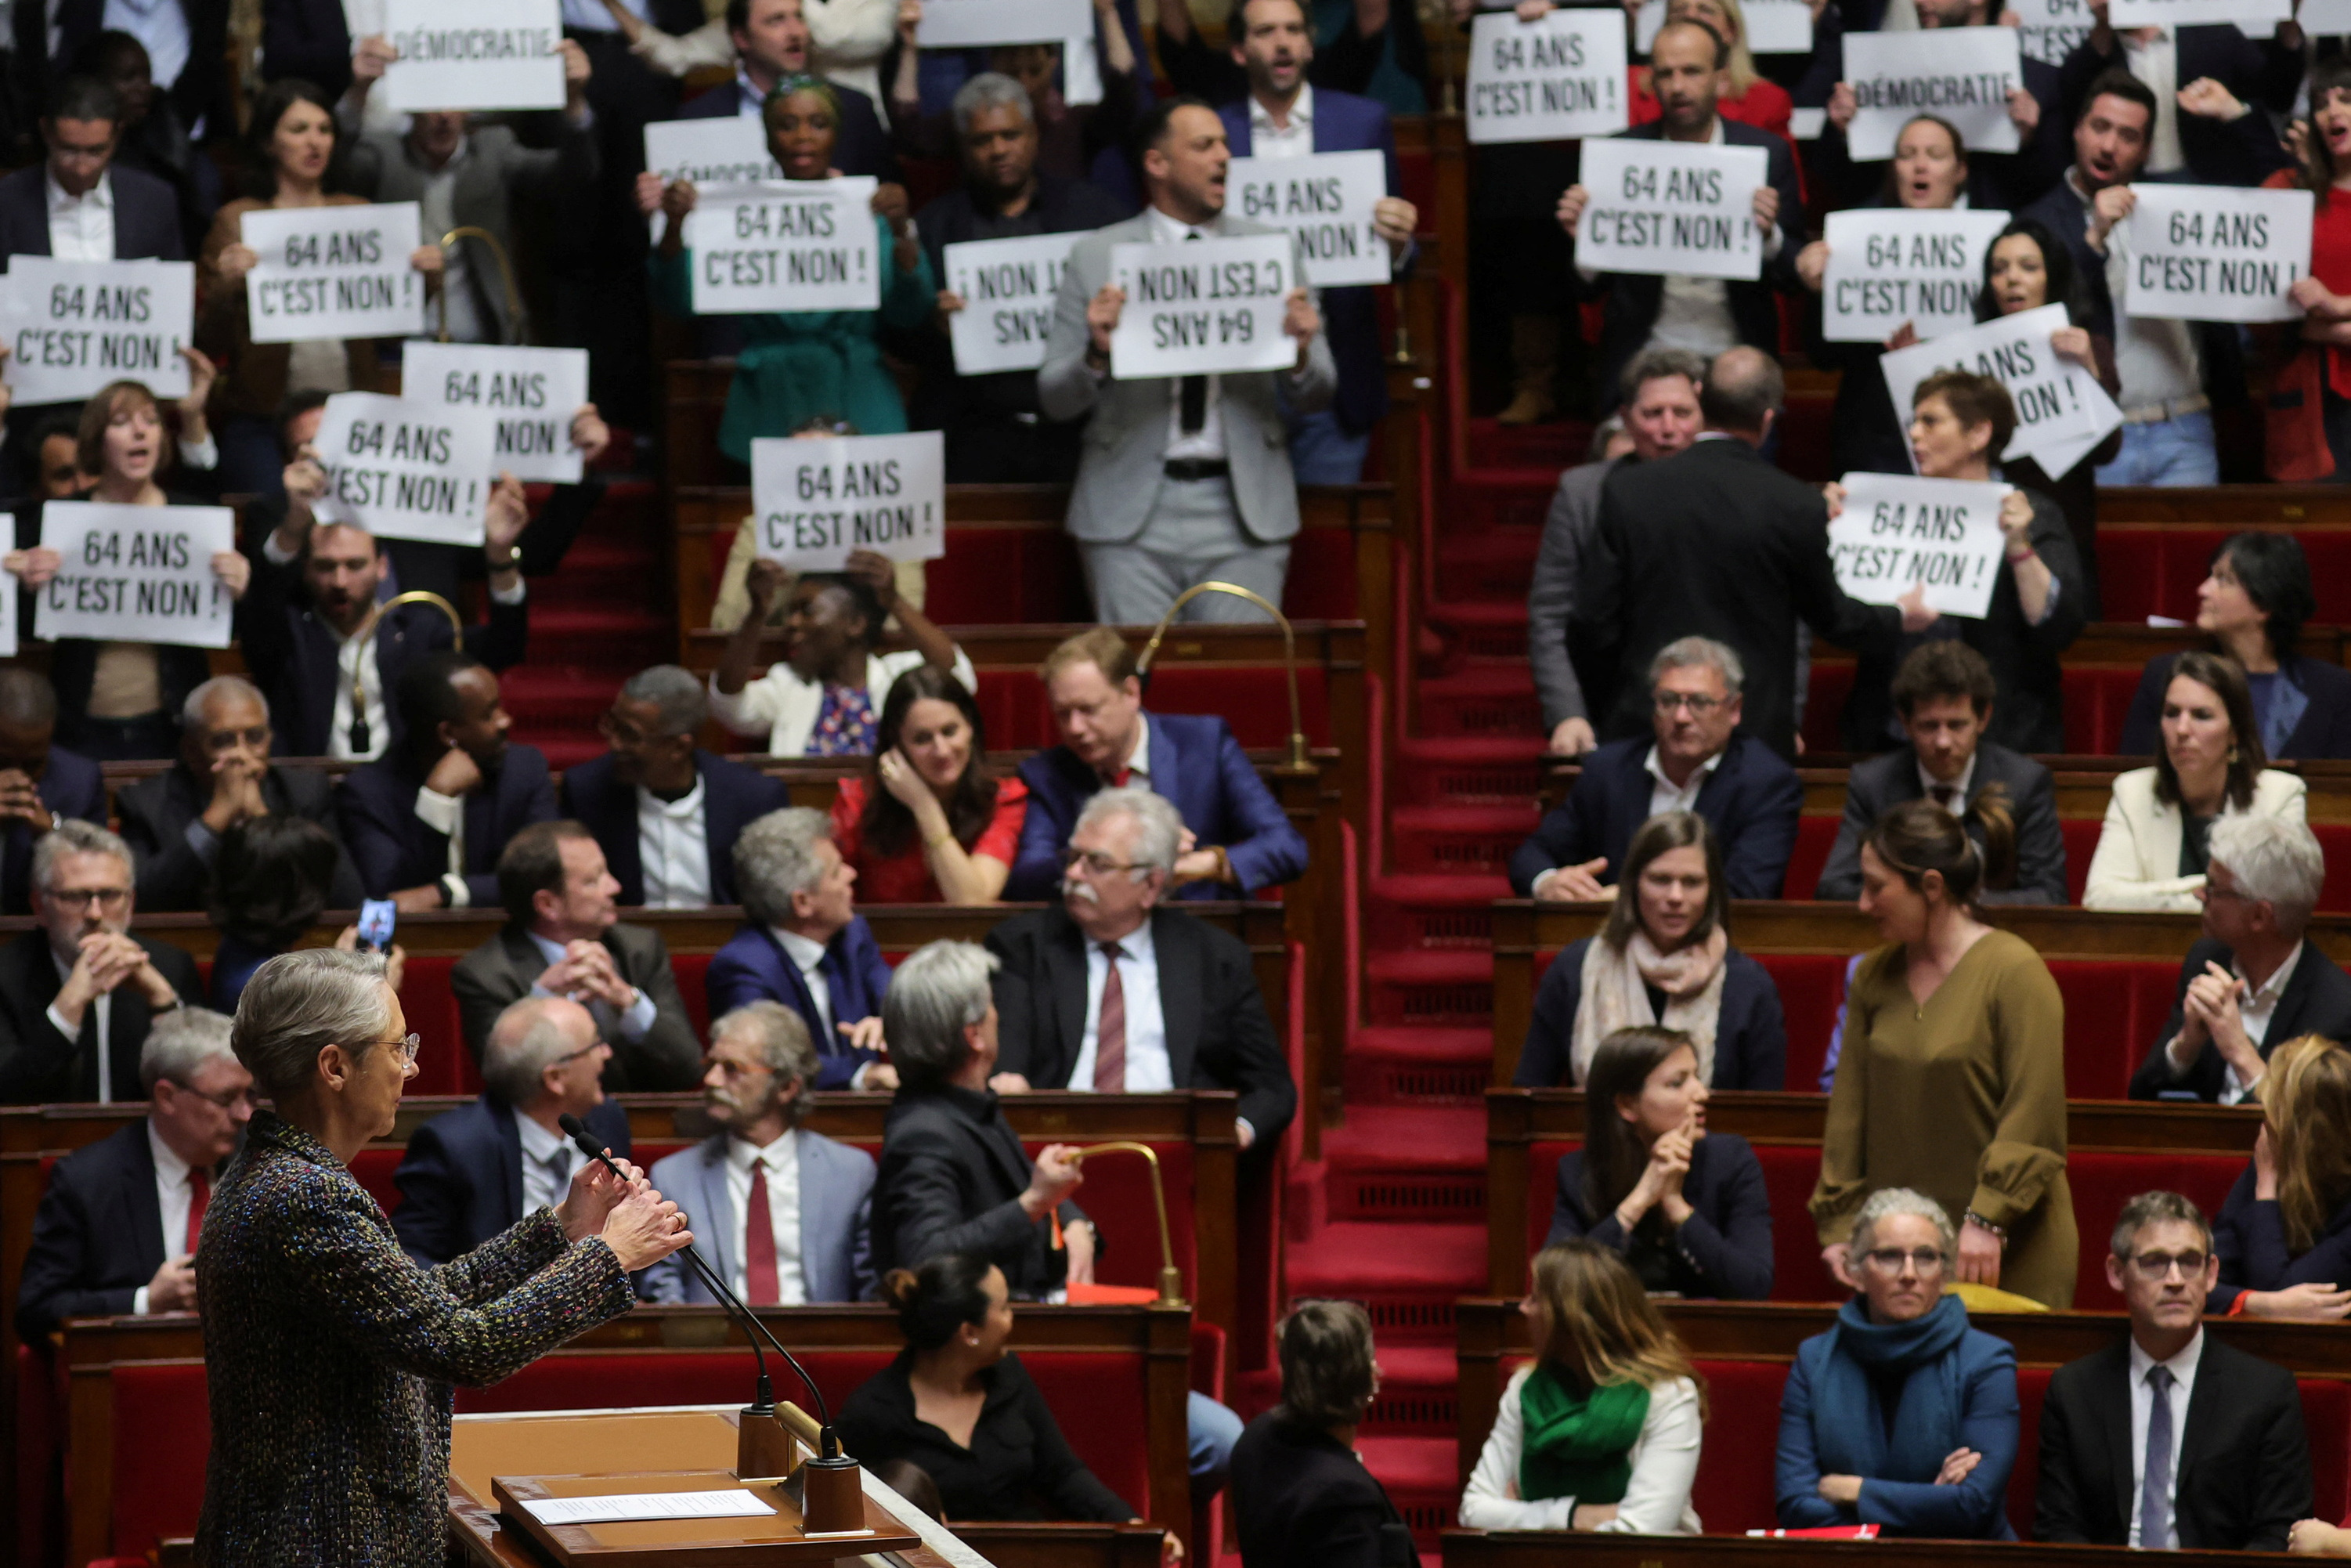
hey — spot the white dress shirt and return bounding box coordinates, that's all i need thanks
[637,776,713,909]
[413,786,473,908]
[526,929,659,1040]
[130,1119,196,1313]
[1071,919,1173,1091]
[258,529,390,761]
[1108,715,1154,789]
[1248,83,1316,160]
[515,1109,575,1213]
[2127,1329,2203,1548]
[1917,750,1978,811]
[103,0,191,90]
[725,1129,807,1304]
[771,927,834,1040]
[414,139,486,344]
[2124,29,2185,175]
[45,947,113,1103]
[46,170,115,262]
[2223,941,2302,1104]
[1644,744,1723,818]
[1147,204,1230,461]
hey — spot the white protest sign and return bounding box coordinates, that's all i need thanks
[401,342,590,483]
[0,562,14,658]
[1635,0,1811,51]
[34,503,237,649]
[2299,0,2351,31]
[1790,107,1826,139]
[749,432,945,572]
[2110,0,2286,27]
[1827,472,2012,620]
[942,232,1080,374]
[1107,232,1299,378]
[1822,208,2010,341]
[917,0,1088,43]
[643,117,781,190]
[1842,28,2023,160]
[2120,183,2313,324]
[1879,302,2123,468]
[1226,151,1392,288]
[1574,137,1768,282]
[682,179,881,313]
[1465,9,1629,144]
[381,0,565,111]
[2009,0,2090,64]
[242,202,424,343]
[312,392,499,546]
[1063,25,1102,104]
[0,258,193,403]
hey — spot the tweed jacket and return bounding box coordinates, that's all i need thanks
[194,1111,634,1566]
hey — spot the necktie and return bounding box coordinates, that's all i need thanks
[1179,232,1206,435]
[185,1169,209,1255]
[2142,1363,2175,1549]
[1095,943,1127,1092]
[744,1159,781,1305]
[1930,786,1957,811]
[1101,766,1132,789]
[544,1147,572,1205]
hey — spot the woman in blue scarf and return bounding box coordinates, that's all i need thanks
[1776,1187,2021,1538]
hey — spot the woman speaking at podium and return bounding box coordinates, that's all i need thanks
[193,949,692,1566]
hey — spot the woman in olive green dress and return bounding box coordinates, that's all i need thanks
[1811,799,2077,1309]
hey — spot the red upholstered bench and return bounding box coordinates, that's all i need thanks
[2101,528,2351,625]
[2044,961,2180,1100]
[907,524,1363,629]
[399,956,479,1097]
[101,1359,210,1561]
[1784,818,1837,903]
[971,667,1335,752]
[1750,953,1851,1090]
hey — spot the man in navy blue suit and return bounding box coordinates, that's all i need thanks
[559,665,789,908]
[1508,636,1802,901]
[706,807,897,1090]
[1006,627,1309,901]
[660,0,894,177]
[390,996,636,1266]
[0,670,104,916]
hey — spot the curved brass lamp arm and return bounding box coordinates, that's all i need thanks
[437,225,524,345]
[1134,582,1309,771]
[355,589,464,652]
[1066,1141,1186,1306]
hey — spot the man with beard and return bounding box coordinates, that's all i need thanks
[639,1000,876,1304]
[335,651,558,910]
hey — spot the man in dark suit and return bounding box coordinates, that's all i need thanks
[2035,1190,2309,1548]
[450,821,701,1091]
[1573,347,1929,757]
[1007,627,1309,900]
[558,665,788,909]
[706,807,895,1090]
[0,75,187,264]
[2129,818,2351,1103]
[2056,9,2295,189]
[667,0,894,178]
[0,669,103,916]
[15,1005,251,1337]
[390,996,634,1266]
[0,821,201,1104]
[988,786,1296,1151]
[1509,636,1803,901]
[20,0,229,145]
[1816,643,2067,905]
[335,651,558,912]
[115,675,360,912]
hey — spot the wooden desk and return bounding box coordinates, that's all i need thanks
[1441,1529,2279,1567]
[2098,486,2351,526]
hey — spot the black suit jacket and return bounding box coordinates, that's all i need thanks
[2056,26,2293,190]
[872,1083,1087,1298]
[115,761,362,912]
[388,1093,631,1266]
[0,161,189,263]
[557,748,789,909]
[1506,732,1804,900]
[0,929,202,1103]
[1230,1411,1415,1568]
[13,1117,202,1338]
[259,0,352,97]
[1,744,103,915]
[1815,742,2068,904]
[984,903,1297,1146]
[1573,437,1901,757]
[447,922,703,1092]
[335,746,558,905]
[2128,938,2351,1102]
[2034,1335,2309,1549]
[2121,652,2351,763]
[21,0,232,135]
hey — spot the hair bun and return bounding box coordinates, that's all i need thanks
[880,1269,919,1308]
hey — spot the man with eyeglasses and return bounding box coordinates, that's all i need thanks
[0,820,200,1104]
[15,1006,251,1336]
[0,667,104,916]
[2034,1190,2309,1548]
[389,996,635,1266]
[1509,636,1803,904]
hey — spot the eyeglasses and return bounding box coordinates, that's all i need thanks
[365,1034,422,1064]
[175,1082,261,1111]
[2123,1249,2210,1281]
[44,887,129,911]
[1653,692,1728,716]
[1062,848,1150,877]
[597,710,677,747]
[199,725,270,755]
[552,1042,604,1067]
[1862,1247,1946,1272]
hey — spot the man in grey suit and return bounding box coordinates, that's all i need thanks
[640,1002,876,1304]
[451,820,702,1091]
[1037,96,1337,625]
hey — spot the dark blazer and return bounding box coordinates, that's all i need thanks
[0,928,201,1103]
[1230,1411,1416,1568]
[1815,743,2068,905]
[678,73,897,182]
[2035,1334,2309,1548]
[2210,1167,2351,1314]
[114,761,362,912]
[1515,936,1786,1091]
[984,903,1297,1144]
[334,745,558,906]
[447,922,703,1092]
[14,1118,184,1337]
[1009,710,1309,900]
[704,917,893,1089]
[1544,1133,1775,1299]
[22,0,232,135]
[2057,27,2294,190]
[2121,652,2351,763]
[2132,938,2351,1102]
[871,1082,1088,1296]
[0,744,103,915]
[0,162,190,264]
[557,748,790,908]
[1573,437,1902,758]
[260,0,352,97]
[388,1094,631,1266]
[1506,733,1804,900]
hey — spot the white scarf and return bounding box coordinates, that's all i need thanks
[1568,927,1731,1086]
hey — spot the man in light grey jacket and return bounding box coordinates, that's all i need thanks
[1037,95,1336,626]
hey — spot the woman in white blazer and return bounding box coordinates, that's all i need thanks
[1460,1241,1705,1534]
[2084,650,2306,912]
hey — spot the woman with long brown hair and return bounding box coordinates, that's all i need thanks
[2211,1034,2351,1321]
[829,667,1028,903]
[1460,1241,1706,1533]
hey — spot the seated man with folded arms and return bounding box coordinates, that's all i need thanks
[391,996,634,1267]
[639,1002,877,1304]
[2129,817,2351,1103]
[988,787,1295,1152]
[1816,643,2067,905]
[1511,636,1802,902]
[0,669,103,916]
[2035,1190,2309,1548]
[15,1006,250,1338]
[1006,627,1309,900]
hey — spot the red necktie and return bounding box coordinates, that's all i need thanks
[1095,944,1127,1093]
[185,1169,209,1255]
[1101,767,1131,789]
[744,1160,780,1305]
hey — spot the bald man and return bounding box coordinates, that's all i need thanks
[0,670,103,915]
